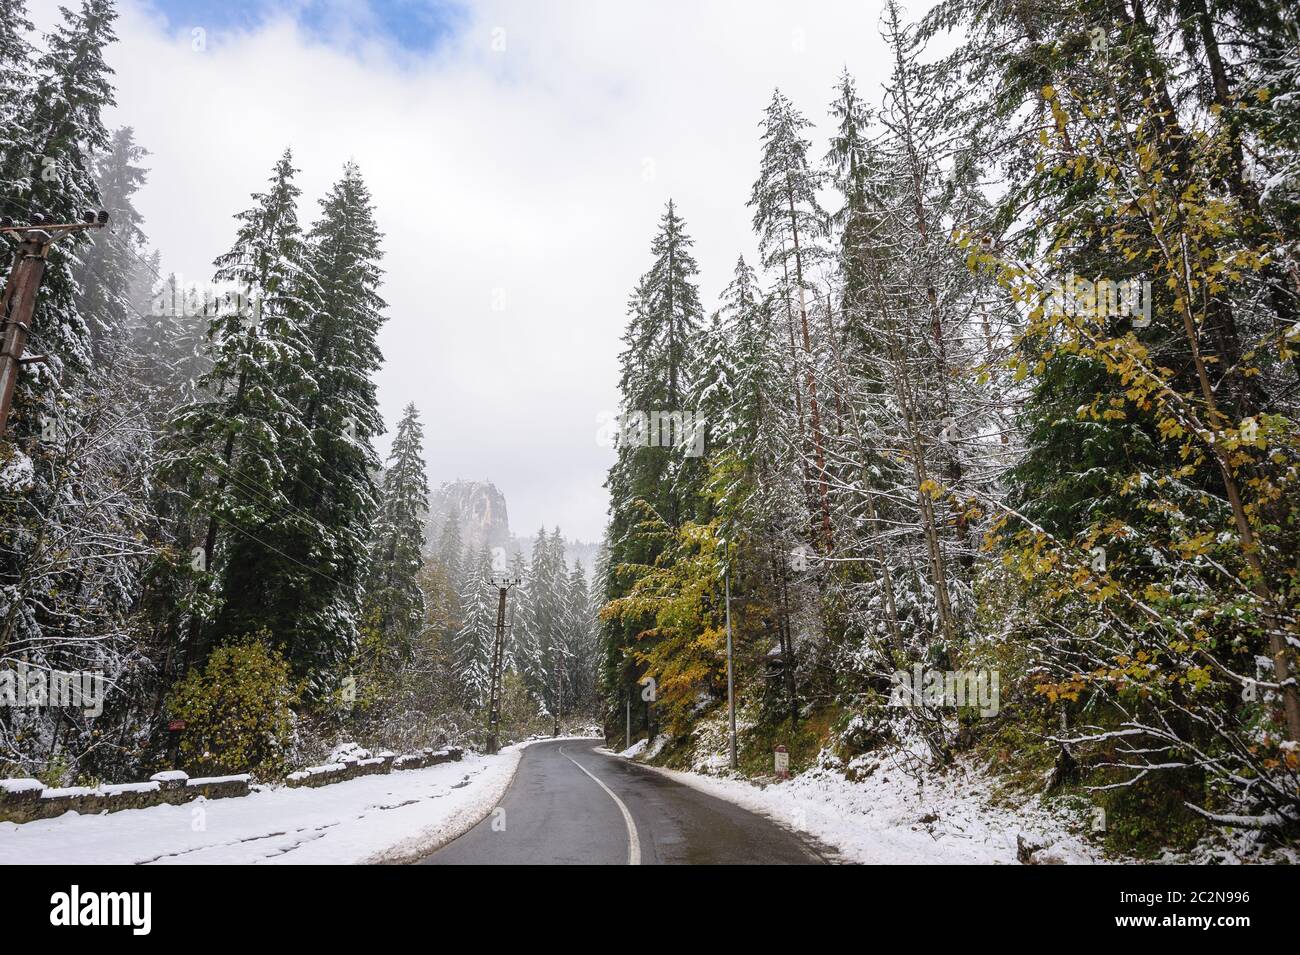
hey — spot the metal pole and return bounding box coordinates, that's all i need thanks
[725,570,737,770]
[625,694,630,751]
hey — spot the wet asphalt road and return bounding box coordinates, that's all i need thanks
[421,739,827,865]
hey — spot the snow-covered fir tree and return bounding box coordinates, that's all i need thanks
[366,402,429,660]
[454,545,497,708]
[168,150,323,675]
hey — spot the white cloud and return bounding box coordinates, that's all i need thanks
[105,0,915,542]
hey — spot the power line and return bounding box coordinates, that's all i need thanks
[170,485,345,590]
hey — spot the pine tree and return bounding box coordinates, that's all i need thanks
[749,87,833,550]
[132,271,210,421]
[0,0,34,205]
[602,202,708,735]
[0,0,116,441]
[561,559,596,715]
[15,0,116,384]
[454,545,496,708]
[169,150,322,673]
[274,161,387,685]
[71,125,148,364]
[366,403,429,661]
[691,255,783,508]
[826,69,886,360]
[524,527,564,710]
[431,504,465,650]
[607,201,707,532]
[506,547,536,685]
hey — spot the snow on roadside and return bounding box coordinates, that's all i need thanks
[0,738,587,865]
[618,738,649,759]
[618,735,669,761]
[625,753,1103,865]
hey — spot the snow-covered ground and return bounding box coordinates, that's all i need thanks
[616,740,1103,865]
[1,741,545,865]
[615,736,668,761]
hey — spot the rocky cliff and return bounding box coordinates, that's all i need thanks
[423,479,512,556]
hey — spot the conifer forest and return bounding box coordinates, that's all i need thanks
[1,0,1298,882]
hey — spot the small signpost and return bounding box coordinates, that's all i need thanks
[166,719,186,771]
[774,745,790,780]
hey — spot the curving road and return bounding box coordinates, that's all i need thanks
[421,739,828,865]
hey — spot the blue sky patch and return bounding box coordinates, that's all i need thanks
[145,0,468,54]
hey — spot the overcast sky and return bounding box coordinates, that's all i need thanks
[85,0,925,542]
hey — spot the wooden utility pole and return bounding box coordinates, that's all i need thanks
[485,573,519,754]
[724,569,737,770]
[553,652,564,738]
[0,212,108,437]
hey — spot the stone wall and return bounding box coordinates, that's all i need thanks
[286,747,463,787]
[0,746,465,824]
[0,772,250,824]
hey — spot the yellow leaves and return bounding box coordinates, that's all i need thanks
[1156,416,1185,441]
[1031,550,1060,577]
[1092,582,1120,602]
[1144,582,1171,604]
[1136,142,1157,173]
[1034,673,1084,704]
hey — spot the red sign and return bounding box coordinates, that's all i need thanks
[167,720,186,732]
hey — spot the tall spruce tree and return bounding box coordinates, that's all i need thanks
[366,403,429,660]
[602,201,706,734]
[523,527,564,710]
[0,0,33,205]
[169,150,322,673]
[276,161,387,686]
[749,88,833,550]
[454,545,496,708]
[561,559,596,715]
[72,125,148,365]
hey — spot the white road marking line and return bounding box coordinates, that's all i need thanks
[559,745,641,866]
